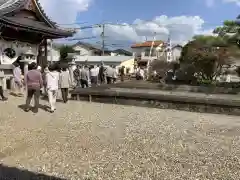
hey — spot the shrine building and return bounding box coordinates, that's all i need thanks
[0,0,75,89]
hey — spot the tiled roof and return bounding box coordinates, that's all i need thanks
[131,41,164,48]
[0,0,74,38]
[112,49,132,56]
[2,16,73,37]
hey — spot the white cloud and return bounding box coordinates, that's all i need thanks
[208,0,240,6]
[39,0,92,24]
[223,0,240,5]
[38,0,213,47]
[92,15,213,46]
[206,0,215,7]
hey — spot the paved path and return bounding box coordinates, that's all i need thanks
[1,96,240,179]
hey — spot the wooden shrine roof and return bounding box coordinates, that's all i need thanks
[0,0,75,38]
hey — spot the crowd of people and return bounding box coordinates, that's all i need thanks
[0,62,127,113]
[16,62,71,113]
[73,64,125,87]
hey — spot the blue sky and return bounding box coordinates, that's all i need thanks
[40,0,240,47]
[78,0,239,28]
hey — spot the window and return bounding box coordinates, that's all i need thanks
[144,48,151,56]
[4,48,16,59]
[75,50,81,55]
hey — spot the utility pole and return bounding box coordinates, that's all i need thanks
[101,24,105,56]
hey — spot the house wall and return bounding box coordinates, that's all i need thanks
[172,47,182,62]
[74,56,135,74]
[73,45,96,56]
[119,58,135,74]
[47,47,60,62]
[76,61,121,66]
[132,47,157,59]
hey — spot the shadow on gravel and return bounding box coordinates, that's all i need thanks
[18,104,49,113]
[0,164,67,180]
[40,96,63,103]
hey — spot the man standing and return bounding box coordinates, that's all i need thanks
[24,62,43,113]
[98,64,105,84]
[106,66,113,84]
[120,66,125,82]
[80,65,89,88]
[59,67,71,103]
[73,65,81,88]
[112,65,118,83]
[90,65,98,87]
[46,64,59,113]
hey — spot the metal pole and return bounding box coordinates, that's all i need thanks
[149,32,156,57]
[101,24,105,56]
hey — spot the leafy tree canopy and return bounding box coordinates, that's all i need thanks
[59,45,75,61]
[179,35,235,81]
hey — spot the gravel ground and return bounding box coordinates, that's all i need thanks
[0,96,240,179]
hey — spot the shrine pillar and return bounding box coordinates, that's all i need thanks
[37,39,48,68]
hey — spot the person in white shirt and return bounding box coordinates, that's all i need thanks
[140,68,145,79]
[46,64,59,113]
[112,65,118,83]
[90,65,99,87]
[106,66,114,84]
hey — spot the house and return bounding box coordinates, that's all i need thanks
[172,45,183,62]
[131,40,182,63]
[111,49,132,56]
[72,41,111,56]
[74,56,135,74]
[47,44,61,62]
[0,0,74,89]
[131,40,165,60]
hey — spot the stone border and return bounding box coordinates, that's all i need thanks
[71,89,240,116]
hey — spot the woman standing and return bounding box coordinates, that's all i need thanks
[46,64,59,113]
[13,63,24,96]
[59,67,71,103]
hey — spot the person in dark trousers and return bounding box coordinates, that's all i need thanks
[0,86,7,101]
[59,67,71,103]
[0,71,7,101]
[24,62,43,113]
[80,65,89,88]
[120,66,125,82]
[98,65,105,84]
[106,66,114,84]
[73,65,81,87]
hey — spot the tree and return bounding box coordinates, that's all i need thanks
[180,35,233,81]
[213,20,239,37]
[213,19,240,46]
[59,45,75,60]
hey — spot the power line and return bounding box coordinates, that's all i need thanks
[66,36,97,41]
[58,22,88,25]
[58,20,223,27]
